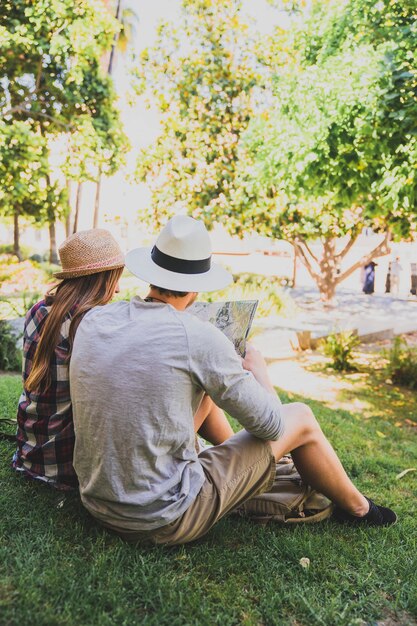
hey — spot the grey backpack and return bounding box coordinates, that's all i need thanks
[236,455,334,524]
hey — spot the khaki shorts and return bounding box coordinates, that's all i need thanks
[102,430,276,546]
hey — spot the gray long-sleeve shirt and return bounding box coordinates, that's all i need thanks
[70,297,283,531]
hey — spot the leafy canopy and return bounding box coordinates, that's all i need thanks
[0,0,129,222]
[134,0,259,230]
[0,121,49,222]
[234,0,417,242]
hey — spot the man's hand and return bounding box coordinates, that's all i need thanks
[242,343,276,394]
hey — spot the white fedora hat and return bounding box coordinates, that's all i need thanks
[125,215,232,292]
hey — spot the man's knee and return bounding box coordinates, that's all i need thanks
[288,402,320,440]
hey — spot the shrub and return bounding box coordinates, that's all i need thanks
[0,320,22,372]
[0,244,34,260]
[37,261,61,280]
[384,337,417,389]
[0,290,43,318]
[322,330,359,371]
[112,287,140,303]
[202,272,297,319]
[0,258,50,296]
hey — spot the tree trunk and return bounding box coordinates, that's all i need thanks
[65,179,72,238]
[317,238,338,304]
[73,182,83,234]
[44,169,59,264]
[93,172,102,228]
[108,0,122,75]
[291,245,297,288]
[13,210,22,261]
[293,231,391,304]
[49,220,59,264]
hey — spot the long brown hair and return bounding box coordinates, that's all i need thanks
[25,267,123,393]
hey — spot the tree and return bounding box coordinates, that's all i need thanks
[62,104,129,234]
[232,0,417,302]
[92,0,137,229]
[134,0,259,230]
[0,121,49,260]
[0,0,128,256]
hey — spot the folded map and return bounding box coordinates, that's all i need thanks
[189,300,258,357]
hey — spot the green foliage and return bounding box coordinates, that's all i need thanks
[0,120,50,223]
[134,0,259,231]
[0,255,49,319]
[0,256,49,295]
[385,337,417,390]
[0,321,21,372]
[0,0,128,231]
[36,261,61,279]
[0,244,36,261]
[112,287,140,303]
[203,272,297,319]
[0,291,43,319]
[233,0,417,301]
[322,330,359,372]
[238,0,417,238]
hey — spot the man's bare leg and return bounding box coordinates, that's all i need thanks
[194,394,234,445]
[240,344,370,517]
[267,402,369,516]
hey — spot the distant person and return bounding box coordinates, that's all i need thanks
[12,229,124,490]
[390,257,403,295]
[410,263,417,297]
[362,261,377,295]
[385,262,392,294]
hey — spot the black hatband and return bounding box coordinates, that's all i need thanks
[151,246,211,274]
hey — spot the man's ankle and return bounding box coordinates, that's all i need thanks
[347,496,370,518]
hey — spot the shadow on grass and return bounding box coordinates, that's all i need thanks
[304,350,417,427]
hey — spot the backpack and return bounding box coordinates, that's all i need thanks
[235,455,334,524]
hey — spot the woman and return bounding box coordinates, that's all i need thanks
[12,229,124,490]
[362,261,377,295]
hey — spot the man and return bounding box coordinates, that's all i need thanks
[390,257,403,295]
[70,216,396,545]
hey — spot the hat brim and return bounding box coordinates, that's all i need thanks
[53,262,125,280]
[125,247,232,292]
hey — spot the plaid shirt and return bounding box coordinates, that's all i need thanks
[12,300,78,490]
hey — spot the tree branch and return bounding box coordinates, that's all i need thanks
[35,58,43,91]
[293,240,321,283]
[302,239,320,265]
[337,231,391,284]
[335,229,360,260]
[3,105,73,130]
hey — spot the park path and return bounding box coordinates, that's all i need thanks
[250,287,417,409]
[252,287,417,359]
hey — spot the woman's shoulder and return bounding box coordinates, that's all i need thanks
[25,299,49,325]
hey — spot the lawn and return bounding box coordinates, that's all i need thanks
[0,371,416,626]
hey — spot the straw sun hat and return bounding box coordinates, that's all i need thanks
[125,215,232,292]
[54,229,125,279]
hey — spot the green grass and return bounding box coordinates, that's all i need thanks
[1,373,417,626]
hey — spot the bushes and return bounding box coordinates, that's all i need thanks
[0,257,50,296]
[322,330,359,371]
[0,320,22,372]
[385,337,417,389]
[0,244,34,260]
[203,272,297,319]
[0,290,43,318]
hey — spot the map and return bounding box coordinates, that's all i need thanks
[189,300,258,357]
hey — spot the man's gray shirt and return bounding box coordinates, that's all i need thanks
[70,297,283,531]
